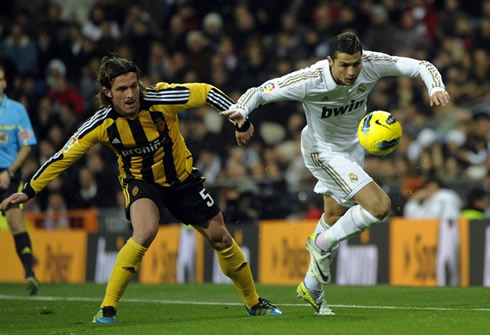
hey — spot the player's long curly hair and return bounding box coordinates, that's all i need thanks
[329,32,363,59]
[96,55,146,107]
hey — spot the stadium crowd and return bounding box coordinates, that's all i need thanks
[0,0,488,224]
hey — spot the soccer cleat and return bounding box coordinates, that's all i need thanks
[306,233,336,285]
[296,281,335,315]
[92,306,117,323]
[246,297,283,316]
[25,276,39,296]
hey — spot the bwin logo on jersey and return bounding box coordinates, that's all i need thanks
[321,99,365,118]
[121,138,162,157]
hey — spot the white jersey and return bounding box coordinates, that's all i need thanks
[235,51,445,152]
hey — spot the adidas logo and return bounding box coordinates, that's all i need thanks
[122,266,136,273]
[111,138,121,144]
[235,262,248,272]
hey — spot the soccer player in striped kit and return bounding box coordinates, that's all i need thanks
[0,65,39,295]
[222,32,450,315]
[0,55,281,323]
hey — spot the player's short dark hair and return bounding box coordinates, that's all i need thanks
[96,55,146,107]
[329,32,363,60]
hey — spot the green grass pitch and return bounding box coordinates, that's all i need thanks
[0,283,489,335]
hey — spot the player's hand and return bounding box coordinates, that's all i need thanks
[0,192,28,213]
[430,90,450,107]
[235,123,254,146]
[220,109,246,125]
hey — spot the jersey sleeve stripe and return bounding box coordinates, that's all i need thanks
[420,60,442,87]
[237,87,261,109]
[143,88,190,104]
[207,88,233,111]
[31,151,63,181]
[75,108,110,139]
[278,68,323,88]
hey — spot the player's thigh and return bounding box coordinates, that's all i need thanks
[164,170,221,227]
[5,208,25,234]
[304,152,372,207]
[129,199,160,233]
[124,180,162,246]
[164,171,229,250]
[322,194,348,225]
[1,180,25,234]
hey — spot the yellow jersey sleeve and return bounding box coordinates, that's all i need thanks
[23,110,108,198]
[145,82,234,114]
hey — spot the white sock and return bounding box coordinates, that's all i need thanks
[315,205,381,251]
[304,215,330,292]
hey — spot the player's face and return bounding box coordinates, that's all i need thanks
[0,69,6,95]
[328,52,362,86]
[104,72,141,117]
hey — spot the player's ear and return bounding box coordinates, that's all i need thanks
[327,56,333,66]
[103,87,112,99]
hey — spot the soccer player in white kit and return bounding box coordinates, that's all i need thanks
[221,32,451,315]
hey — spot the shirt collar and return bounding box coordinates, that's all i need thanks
[323,64,338,91]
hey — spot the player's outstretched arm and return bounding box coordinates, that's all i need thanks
[0,192,29,213]
[430,90,451,107]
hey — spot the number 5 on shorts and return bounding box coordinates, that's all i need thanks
[199,189,214,207]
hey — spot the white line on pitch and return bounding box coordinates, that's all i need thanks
[0,294,489,312]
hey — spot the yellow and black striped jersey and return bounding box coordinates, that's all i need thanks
[23,82,234,198]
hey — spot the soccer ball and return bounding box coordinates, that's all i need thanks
[357,111,402,156]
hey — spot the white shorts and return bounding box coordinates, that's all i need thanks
[301,128,373,207]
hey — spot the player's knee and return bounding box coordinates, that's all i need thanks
[369,193,391,220]
[132,226,158,247]
[209,231,233,251]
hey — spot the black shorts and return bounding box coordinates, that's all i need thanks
[0,171,22,209]
[123,170,220,226]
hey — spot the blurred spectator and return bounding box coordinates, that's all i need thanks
[82,4,121,42]
[124,17,153,74]
[76,166,113,209]
[461,187,489,220]
[47,60,85,117]
[2,22,38,75]
[363,5,396,54]
[42,2,70,43]
[404,177,462,286]
[43,192,69,230]
[202,12,224,53]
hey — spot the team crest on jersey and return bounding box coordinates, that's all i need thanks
[357,84,366,93]
[0,132,7,143]
[263,82,276,92]
[349,173,358,183]
[62,136,78,153]
[132,186,139,196]
[155,118,166,132]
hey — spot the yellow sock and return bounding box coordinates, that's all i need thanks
[216,239,259,308]
[101,238,147,309]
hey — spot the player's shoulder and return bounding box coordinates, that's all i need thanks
[277,60,327,87]
[145,82,191,92]
[362,50,397,64]
[142,82,191,106]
